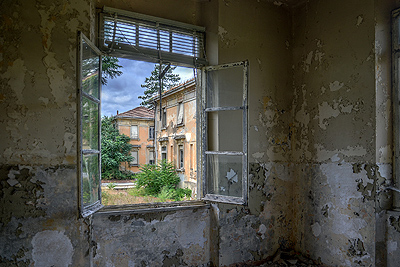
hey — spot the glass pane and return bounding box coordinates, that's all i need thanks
[206,66,244,108]
[82,39,100,98]
[206,154,242,197]
[82,96,99,150]
[207,109,243,152]
[82,153,100,207]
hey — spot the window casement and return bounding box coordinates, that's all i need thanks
[130,125,139,139]
[148,150,155,165]
[149,126,155,139]
[177,102,184,125]
[161,145,167,161]
[131,150,138,166]
[200,61,249,205]
[162,108,167,128]
[178,145,184,169]
[78,32,103,217]
[392,8,400,208]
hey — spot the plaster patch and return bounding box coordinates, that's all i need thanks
[2,59,27,104]
[388,241,398,254]
[318,102,340,129]
[258,224,267,239]
[378,145,391,163]
[63,133,75,154]
[315,144,367,161]
[218,26,227,39]
[303,51,313,72]
[252,152,264,160]
[356,15,364,26]
[38,97,49,106]
[311,222,321,237]
[329,81,344,91]
[32,230,73,267]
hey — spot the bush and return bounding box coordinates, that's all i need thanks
[135,160,180,196]
[135,160,191,201]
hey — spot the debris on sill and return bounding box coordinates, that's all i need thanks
[226,249,329,267]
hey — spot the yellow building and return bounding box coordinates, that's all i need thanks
[154,78,197,194]
[114,107,155,173]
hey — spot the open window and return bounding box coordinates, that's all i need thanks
[200,61,249,205]
[78,32,103,217]
[79,7,249,212]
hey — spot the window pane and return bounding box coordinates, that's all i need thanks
[177,103,184,124]
[207,109,243,152]
[82,153,100,206]
[206,66,244,108]
[82,39,100,98]
[206,154,242,197]
[131,151,138,165]
[82,96,99,150]
[131,125,138,139]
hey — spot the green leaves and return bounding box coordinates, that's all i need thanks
[101,56,123,85]
[101,116,134,180]
[138,64,181,109]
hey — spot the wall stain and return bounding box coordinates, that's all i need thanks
[162,249,186,267]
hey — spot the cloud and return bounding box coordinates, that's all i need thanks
[101,58,195,117]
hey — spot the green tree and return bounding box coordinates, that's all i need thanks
[138,64,181,109]
[101,116,134,180]
[101,56,123,85]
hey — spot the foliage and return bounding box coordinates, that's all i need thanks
[135,160,180,196]
[107,183,116,190]
[135,160,192,201]
[101,116,134,180]
[138,64,181,109]
[101,56,123,85]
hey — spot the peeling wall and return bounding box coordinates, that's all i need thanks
[0,0,94,265]
[2,0,400,266]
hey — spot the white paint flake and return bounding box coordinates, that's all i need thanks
[311,222,321,237]
[329,81,344,91]
[226,169,238,183]
[356,15,364,26]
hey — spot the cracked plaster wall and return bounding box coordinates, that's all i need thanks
[2,0,400,266]
[0,0,95,265]
[291,0,398,266]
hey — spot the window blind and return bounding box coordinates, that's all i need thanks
[99,7,207,67]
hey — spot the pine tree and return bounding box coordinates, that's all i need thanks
[138,64,181,109]
[101,56,123,85]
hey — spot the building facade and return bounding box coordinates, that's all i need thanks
[154,79,197,195]
[114,106,155,173]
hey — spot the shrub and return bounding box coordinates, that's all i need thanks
[135,160,180,196]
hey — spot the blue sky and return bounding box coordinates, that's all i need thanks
[101,58,194,117]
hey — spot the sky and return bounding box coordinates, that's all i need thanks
[101,58,194,117]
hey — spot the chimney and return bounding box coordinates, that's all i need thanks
[117,110,119,115]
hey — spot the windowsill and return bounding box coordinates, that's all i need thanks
[131,138,139,140]
[176,168,185,172]
[177,123,184,127]
[161,127,167,131]
[129,164,139,167]
[96,200,209,215]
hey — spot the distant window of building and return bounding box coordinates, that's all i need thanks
[178,145,184,169]
[161,146,167,161]
[149,150,155,165]
[131,125,138,139]
[177,102,184,125]
[162,108,167,128]
[131,150,138,165]
[149,126,155,139]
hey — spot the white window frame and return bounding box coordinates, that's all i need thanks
[177,102,184,125]
[148,150,155,165]
[178,144,184,169]
[131,150,138,166]
[149,126,155,140]
[78,32,103,217]
[130,125,139,139]
[162,108,167,128]
[161,145,167,161]
[200,61,249,205]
